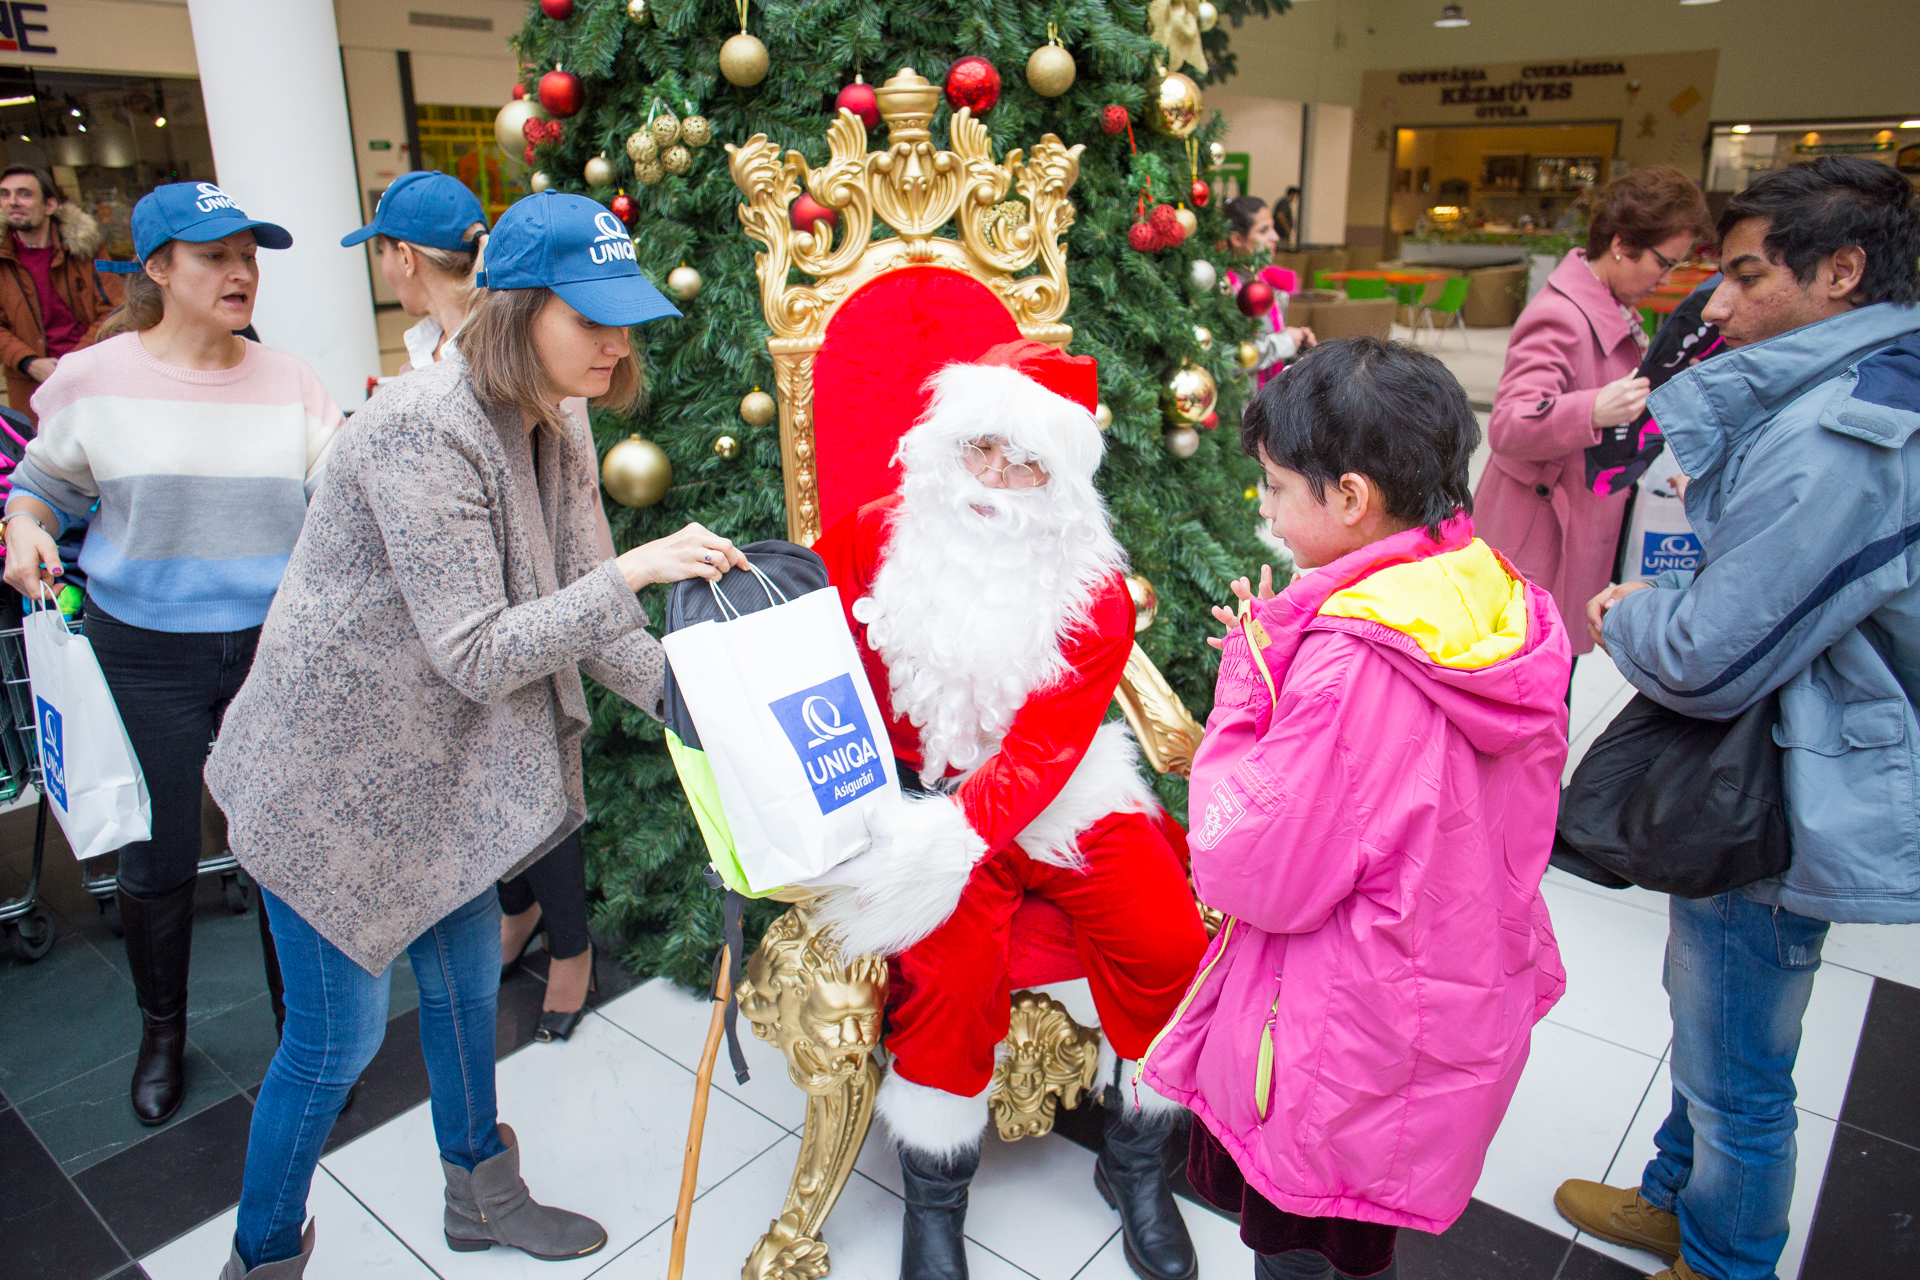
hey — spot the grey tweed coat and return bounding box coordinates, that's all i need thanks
[206,354,666,974]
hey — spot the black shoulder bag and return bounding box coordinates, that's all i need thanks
[1551,689,1791,898]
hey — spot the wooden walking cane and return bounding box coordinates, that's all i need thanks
[668,943,732,1280]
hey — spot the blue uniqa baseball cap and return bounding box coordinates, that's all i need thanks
[96,182,293,274]
[340,170,486,251]
[474,192,680,327]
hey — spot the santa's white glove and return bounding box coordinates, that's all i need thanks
[803,793,988,958]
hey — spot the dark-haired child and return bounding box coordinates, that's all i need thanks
[1142,338,1573,1279]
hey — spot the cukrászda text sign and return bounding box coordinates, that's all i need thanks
[1397,60,1627,120]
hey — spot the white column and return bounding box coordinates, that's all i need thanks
[186,0,379,409]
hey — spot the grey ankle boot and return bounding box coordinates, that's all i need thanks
[441,1123,607,1260]
[217,1221,315,1279]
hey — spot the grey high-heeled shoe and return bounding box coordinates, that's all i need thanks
[217,1221,315,1279]
[441,1123,607,1260]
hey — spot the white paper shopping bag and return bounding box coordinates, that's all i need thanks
[1624,444,1701,583]
[662,574,898,893]
[24,604,150,859]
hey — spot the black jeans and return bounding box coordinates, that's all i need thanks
[1256,1251,1399,1280]
[84,601,260,897]
[497,829,590,960]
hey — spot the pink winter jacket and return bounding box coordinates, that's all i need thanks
[1141,517,1570,1233]
[1471,250,1643,655]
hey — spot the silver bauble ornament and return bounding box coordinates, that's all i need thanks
[625,0,649,24]
[1025,43,1076,98]
[529,170,552,193]
[1164,426,1200,458]
[583,154,616,187]
[625,129,658,164]
[740,388,777,426]
[666,264,702,301]
[1208,140,1226,166]
[680,115,712,147]
[1093,402,1113,432]
[495,99,550,155]
[720,32,770,87]
[1189,258,1218,292]
[1197,2,1219,33]
[1175,207,1199,239]
[601,436,672,508]
[661,144,692,176]
[649,112,681,147]
[1193,325,1213,351]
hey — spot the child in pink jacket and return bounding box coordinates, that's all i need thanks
[1142,338,1572,1280]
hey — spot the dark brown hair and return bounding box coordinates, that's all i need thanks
[1584,164,1712,260]
[0,165,57,202]
[95,242,177,339]
[460,286,643,434]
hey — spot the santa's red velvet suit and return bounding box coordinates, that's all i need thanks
[807,342,1210,1174]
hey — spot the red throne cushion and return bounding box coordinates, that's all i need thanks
[810,266,1023,535]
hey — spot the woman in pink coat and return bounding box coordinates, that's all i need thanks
[1142,339,1571,1279]
[1472,166,1709,662]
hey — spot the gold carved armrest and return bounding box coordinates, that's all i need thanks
[1114,643,1205,778]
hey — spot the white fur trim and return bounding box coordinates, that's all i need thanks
[907,362,1104,486]
[1014,722,1158,869]
[809,794,988,958]
[1103,1046,1183,1123]
[877,1070,990,1159]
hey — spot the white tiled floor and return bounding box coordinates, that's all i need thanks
[139,653,1917,1280]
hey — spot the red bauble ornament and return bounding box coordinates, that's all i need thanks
[610,193,638,227]
[1191,178,1211,208]
[1128,220,1162,253]
[790,193,838,234]
[944,56,1001,115]
[836,78,880,130]
[1237,279,1277,318]
[1101,105,1130,135]
[1150,203,1184,247]
[1200,411,1219,430]
[523,144,538,166]
[511,83,526,100]
[538,69,583,119]
[539,0,574,18]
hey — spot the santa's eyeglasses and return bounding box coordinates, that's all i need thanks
[960,441,1048,491]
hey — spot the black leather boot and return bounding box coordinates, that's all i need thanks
[121,881,196,1126]
[1096,1104,1197,1280]
[899,1141,981,1280]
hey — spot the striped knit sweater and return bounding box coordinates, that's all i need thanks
[13,332,343,632]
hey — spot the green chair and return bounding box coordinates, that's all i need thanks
[1344,276,1389,301]
[1390,281,1424,329]
[1313,270,1337,291]
[1412,276,1472,349]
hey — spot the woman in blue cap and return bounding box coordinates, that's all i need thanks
[348,170,603,1041]
[202,191,743,1278]
[0,182,341,1129]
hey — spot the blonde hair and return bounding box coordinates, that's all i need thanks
[376,222,487,306]
[460,286,643,434]
[95,242,177,339]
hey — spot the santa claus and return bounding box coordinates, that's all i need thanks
[808,340,1210,1280]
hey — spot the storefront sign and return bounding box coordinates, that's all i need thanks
[1794,141,1893,155]
[0,2,55,54]
[1398,58,1628,119]
[368,139,393,150]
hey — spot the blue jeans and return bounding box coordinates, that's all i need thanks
[1641,892,1829,1280]
[235,886,509,1266]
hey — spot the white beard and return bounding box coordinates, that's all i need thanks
[857,464,1124,786]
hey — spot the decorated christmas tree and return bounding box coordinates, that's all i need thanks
[506,0,1289,989]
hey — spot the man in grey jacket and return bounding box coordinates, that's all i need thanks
[1554,156,1920,1280]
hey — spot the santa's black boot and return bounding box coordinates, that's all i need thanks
[1095,1069,1197,1280]
[899,1141,980,1280]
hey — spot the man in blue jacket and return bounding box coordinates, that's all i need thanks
[1554,156,1920,1280]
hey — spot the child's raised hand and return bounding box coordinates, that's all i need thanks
[1208,566,1277,650]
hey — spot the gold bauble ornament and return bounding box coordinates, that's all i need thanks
[625,0,649,24]
[666,263,702,301]
[1163,361,1218,425]
[1196,1,1219,33]
[495,99,551,156]
[1125,573,1159,633]
[625,129,658,164]
[720,32,770,87]
[1093,402,1113,432]
[713,434,740,460]
[634,159,665,186]
[601,436,673,508]
[680,115,712,148]
[1193,325,1213,350]
[649,112,681,147]
[1237,340,1261,369]
[583,154,616,187]
[1164,426,1201,458]
[740,387,777,426]
[1175,206,1199,239]
[1208,140,1226,166]
[662,144,692,176]
[1025,43,1076,98]
[529,170,552,193]
[1148,70,1204,138]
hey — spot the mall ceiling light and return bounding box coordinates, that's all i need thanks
[1903,120,1920,129]
[154,116,166,127]
[1679,0,1721,6]
[76,124,85,132]
[1731,124,1752,134]
[1434,4,1469,26]
[0,94,35,108]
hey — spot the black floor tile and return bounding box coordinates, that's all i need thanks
[0,1105,132,1280]
[1835,977,1920,1150]
[319,1007,432,1154]
[1799,1123,1920,1277]
[1396,1200,1578,1279]
[188,990,280,1092]
[21,1041,238,1174]
[104,1267,153,1280]
[73,1091,255,1258]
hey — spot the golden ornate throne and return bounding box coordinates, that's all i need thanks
[724,69,1207,1280]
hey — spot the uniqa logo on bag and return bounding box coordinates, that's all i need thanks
[35,696,65,810]
[1642,531,1702,575]
[769,673,883,815]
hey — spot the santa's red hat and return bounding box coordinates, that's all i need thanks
[898,341,1106,486]
[972,340,1100,414]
